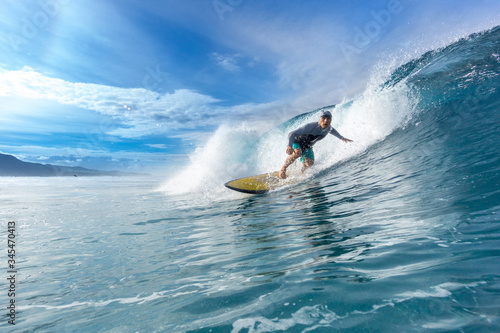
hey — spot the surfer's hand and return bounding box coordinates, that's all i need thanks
[342,138,353,143]
[286,146,294,155]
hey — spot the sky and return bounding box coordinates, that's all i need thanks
[0,0,499,173]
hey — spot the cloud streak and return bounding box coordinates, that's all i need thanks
[211,52,241,73]
[0,67,292,142]
[0,143,169,172]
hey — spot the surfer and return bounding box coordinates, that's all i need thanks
[278,110,353,179]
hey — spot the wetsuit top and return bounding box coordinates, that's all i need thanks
[287,122,344,150]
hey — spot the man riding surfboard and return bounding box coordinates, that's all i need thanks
[279,110,353,179]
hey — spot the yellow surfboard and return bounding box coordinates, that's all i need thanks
[224,171,300,194]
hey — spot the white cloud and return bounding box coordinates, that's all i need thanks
[211,52,241,72]
[145,144,170,149]
[0,67,294,139]
[0,67,216,137]
[0,144,167,169]
[0,144,106,158]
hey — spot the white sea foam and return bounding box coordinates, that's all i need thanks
[231,305,340,333]
[231,281,486,332]
[159,124,259,197]
[18,291,169,311]
[394,281,484,302]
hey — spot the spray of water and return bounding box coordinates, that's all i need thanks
[160,68,419,199]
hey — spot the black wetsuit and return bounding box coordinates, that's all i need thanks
[287,122,345,150]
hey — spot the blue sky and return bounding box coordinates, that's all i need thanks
[0,0,498,173]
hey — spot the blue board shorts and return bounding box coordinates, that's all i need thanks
[292,143,315,163]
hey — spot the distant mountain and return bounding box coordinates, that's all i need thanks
[0,153,145,177]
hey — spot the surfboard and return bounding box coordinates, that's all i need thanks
[224,171,299,194]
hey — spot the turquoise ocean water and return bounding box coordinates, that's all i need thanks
[1,27,500,332]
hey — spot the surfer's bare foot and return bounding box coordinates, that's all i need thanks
[279,169,287,179]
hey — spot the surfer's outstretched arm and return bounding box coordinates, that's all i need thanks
[329,127,353,143]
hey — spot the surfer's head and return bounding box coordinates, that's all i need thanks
[319,110,332,128]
